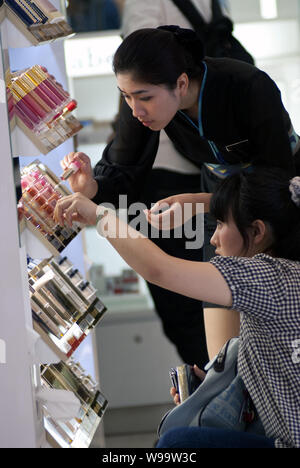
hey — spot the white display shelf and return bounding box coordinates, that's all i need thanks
[1,6,74,49]
[0,0,101,448]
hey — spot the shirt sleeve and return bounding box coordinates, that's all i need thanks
[122,0,164,37]
[246,72,294,172]
[92,99,159,207]
[210,255,287,321]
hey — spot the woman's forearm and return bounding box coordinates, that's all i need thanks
[98,211,231,307]
[187,192,212,214]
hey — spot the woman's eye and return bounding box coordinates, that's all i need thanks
[140,96,152,102]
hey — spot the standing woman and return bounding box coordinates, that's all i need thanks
[61,26,300,363]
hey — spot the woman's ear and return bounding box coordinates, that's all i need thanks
[177,73,189,96]
[250,219,268,246]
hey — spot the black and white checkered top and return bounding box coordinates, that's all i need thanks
[210,253,300,448]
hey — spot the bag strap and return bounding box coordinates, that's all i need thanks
[211,0,226,21]
[171,0,208,40]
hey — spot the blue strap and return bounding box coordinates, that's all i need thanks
[179,62,226,164]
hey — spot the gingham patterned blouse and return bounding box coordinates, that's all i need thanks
[210,254,300,448]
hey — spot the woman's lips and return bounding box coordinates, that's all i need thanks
[140,120,153,127]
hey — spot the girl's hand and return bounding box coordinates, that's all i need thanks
[144,193,209,231]
[53,192,98,227]
[144,194,191,231]
[170,386,181,406]
[60,152,98,199]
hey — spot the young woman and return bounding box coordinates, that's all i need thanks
[54,166,300,448]
[61,26,300,365]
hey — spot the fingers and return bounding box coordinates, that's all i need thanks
[60,152,92,172]
[54,192,98,227]
[193,365,206,382]
[53,194,76,227]
[170,387,181,405]
[145,201,183,230]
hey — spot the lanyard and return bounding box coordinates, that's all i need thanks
[179,62,226,164]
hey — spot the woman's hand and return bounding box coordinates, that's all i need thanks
[53,192,98,227]
[60,152,98,199]
[144,193,210,231]
[170,365,206,406]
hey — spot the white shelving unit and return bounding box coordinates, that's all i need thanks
[0,15,45,448]
[0,1,99,448]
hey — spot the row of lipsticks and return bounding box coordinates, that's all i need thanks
[3,0,73,43]
[19,159,82,253]
[7,65,82,152]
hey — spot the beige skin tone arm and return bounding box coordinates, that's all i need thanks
[53,193,232,308]
[145,193,212,230]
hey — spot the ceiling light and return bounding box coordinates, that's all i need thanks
[260,0,278,19]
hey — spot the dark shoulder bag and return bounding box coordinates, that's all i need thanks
[171,0,255,65]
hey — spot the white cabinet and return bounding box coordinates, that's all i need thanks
[95,308,182,409]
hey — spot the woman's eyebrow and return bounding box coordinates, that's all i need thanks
[117,87,149,95]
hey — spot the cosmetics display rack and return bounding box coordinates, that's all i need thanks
[0,0,107,448]
[3,0,73,46]
[41,360,108,448]
[27,254,107,361]
[19,159,82,256]
[8,65,82,155]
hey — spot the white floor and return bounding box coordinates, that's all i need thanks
[90,404,172,449]
[104,432,158,449]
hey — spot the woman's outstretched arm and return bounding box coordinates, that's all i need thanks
[53,193,232,307]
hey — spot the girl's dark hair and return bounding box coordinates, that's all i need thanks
[210,167,300,260]
[113,26,204,89]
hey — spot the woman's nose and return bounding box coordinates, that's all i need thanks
[131,101,145,119]
[210,230,217,247]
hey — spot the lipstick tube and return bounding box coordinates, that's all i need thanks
[23,0,48,23]
[16,74,58,116]
[14,104,35,131]
[11,80,47,119]
[21,72,59,110]
[46,279,78,318]
[25,67,66,107]
[33,289,68,330]
[42,284,73,322]
[17,0,45,23]
[60,160,81,181]
[5,0,35,27]
[31,296,63,339]
[11,87,42,126]
[36,66,70,101]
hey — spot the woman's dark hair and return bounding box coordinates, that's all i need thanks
[113,26,204,89]
[210,167,300,260]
